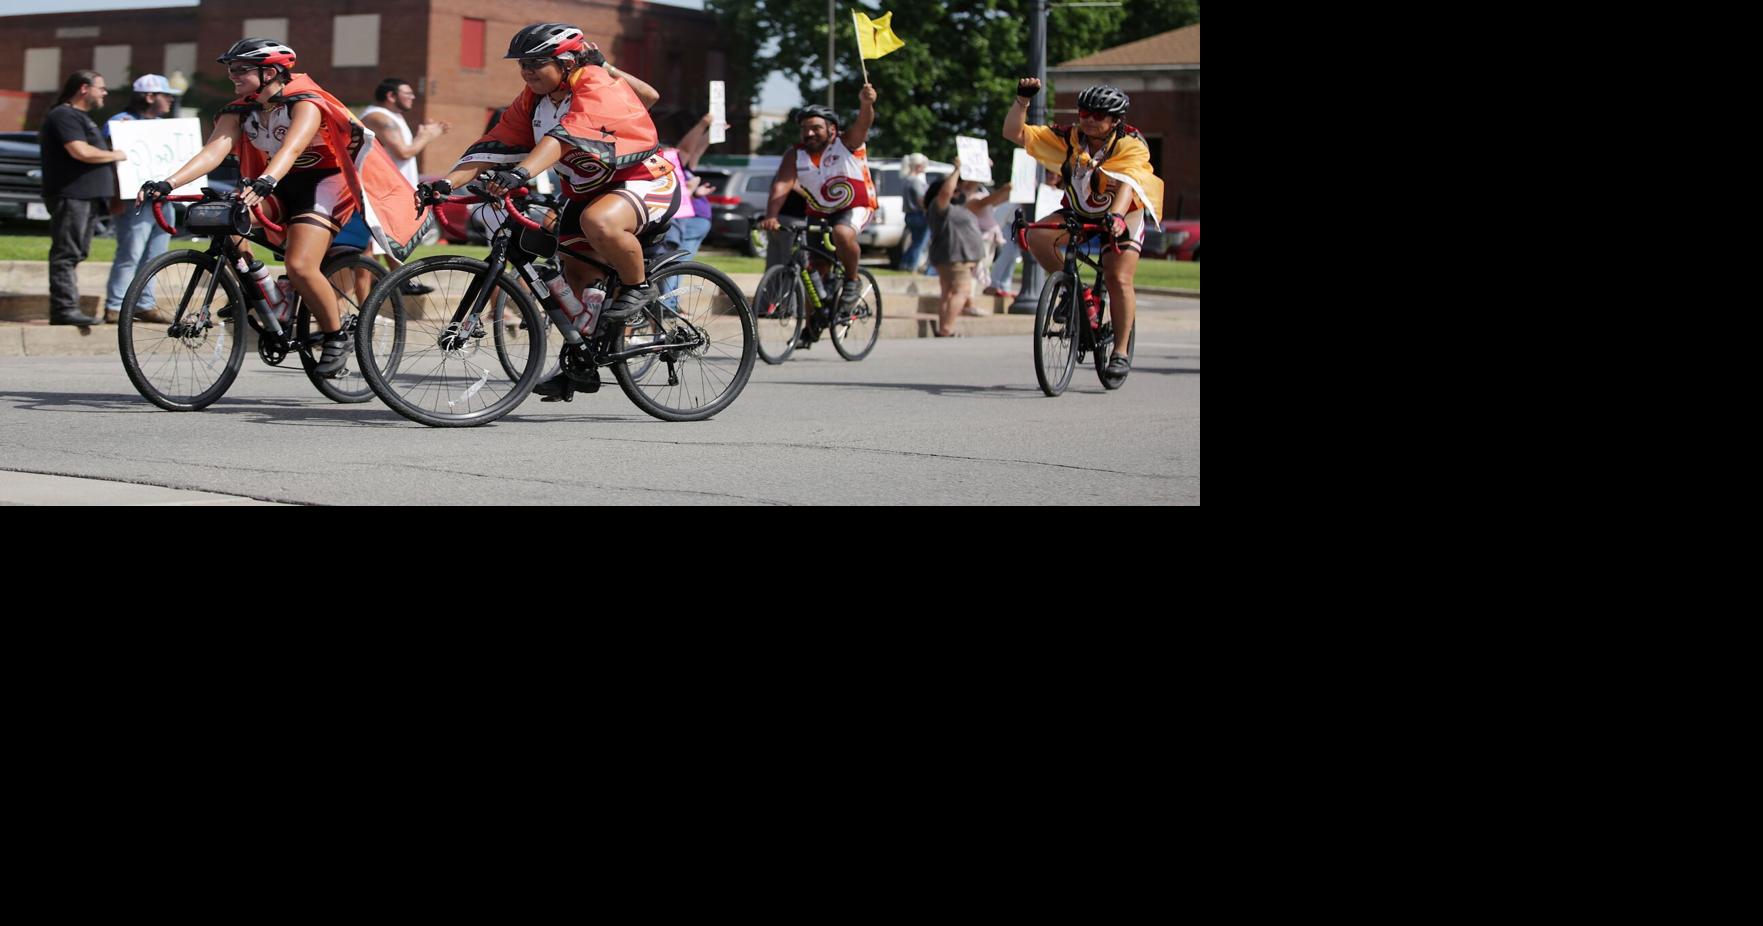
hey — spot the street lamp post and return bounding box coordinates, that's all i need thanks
[1010,0,1050,315]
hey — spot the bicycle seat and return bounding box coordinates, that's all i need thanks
[639,219,670,247]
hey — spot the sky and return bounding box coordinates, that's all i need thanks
[1,0,801,108]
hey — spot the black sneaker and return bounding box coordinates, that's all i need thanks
[534,366,599,402]
[1106,354,1131,377]
[399,281,435,295]
[534,372,574,402]
[601,282,655,321]
[315,330,353,377]
[837,279,862,317]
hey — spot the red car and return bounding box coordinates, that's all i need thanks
[1145,219,1200,261]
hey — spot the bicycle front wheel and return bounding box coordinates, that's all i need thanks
[117,249,247,411]
[830,268,882,361]
[297,249,399,403]
[611,261,756,421]
[357,256,547,427]
[1033,271,1078,397]
[753,264,804,365]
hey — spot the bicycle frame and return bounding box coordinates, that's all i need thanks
[148,192,319,347]
[775,221,845,311]
[1014,210,1111,348]
[419,186,700,367]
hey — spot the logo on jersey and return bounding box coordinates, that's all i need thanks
[816,176,859,211]
[562,151,614,194]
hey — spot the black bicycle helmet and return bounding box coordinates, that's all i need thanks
[216,38,297,71]
[1077,85,1130,117]
[796,104,841,129]
[506,23,587,60]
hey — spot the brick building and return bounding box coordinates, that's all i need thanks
[1049,24,1200,219]
[0,0,742,173]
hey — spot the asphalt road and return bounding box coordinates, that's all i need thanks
[1,296,1200,505]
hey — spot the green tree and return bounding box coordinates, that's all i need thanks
[706,0,1198,162]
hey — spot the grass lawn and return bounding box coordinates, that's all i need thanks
[2,230,1200,290]
[1133,259,1200,291]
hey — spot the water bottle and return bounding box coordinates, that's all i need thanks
[578,283,607,336]
[274,277,294,323]
[519,262,579,344]
[542,266,586,324]
[237,258,287,319]
[1083,287,1100,329]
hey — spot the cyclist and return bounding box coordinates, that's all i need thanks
[415,23,675,399]
[137,38,426,376]
[757,85,879,343]
[1004,78,1164,377]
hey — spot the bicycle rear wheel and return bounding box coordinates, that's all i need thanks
[753,264,803,365]
[117,249,247,411]
[356,256,548,427]
[297,249,400,403]
[1033,271,1078,397]
[487,283,542,382]
[829,268,882,361]
[611,261,756,421]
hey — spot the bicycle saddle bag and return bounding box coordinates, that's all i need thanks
[519,206,559,258]
[185,199,252,236]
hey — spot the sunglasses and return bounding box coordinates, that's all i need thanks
[1077,109,1114,121]
[226,65,257,77]
[519,57,555,71]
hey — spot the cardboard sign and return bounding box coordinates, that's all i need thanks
[1035,182,1064,220]
[109,117,207,197]
[1010,149,1039,203]
[709,81,728,145]
[956,135,992,183]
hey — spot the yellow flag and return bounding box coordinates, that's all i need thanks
[853,11,907,60]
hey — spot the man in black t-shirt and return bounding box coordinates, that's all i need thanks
[37,70,127,326]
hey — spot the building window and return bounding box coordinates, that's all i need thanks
[332,15,381,67]
[24,48,61,93]
[164,43,197,80]
[93,45,132,84]
[243,18,290,42]
[462,18,486,70]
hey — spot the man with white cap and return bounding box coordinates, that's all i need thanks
[101,74,183,324]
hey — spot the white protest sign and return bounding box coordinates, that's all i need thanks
[709,81,728,145]
[109,118,207,196]
[1035,182,1064,220]
[956,135,992,183]
[1010,149,1039,203]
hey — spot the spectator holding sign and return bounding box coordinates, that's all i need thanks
[38,70,126,327]
[102,75,182,325]
[927,157,1012,337]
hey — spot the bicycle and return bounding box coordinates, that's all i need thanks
[354,183,756,427]
[1011,209,1136,397]
[118,189,399,411]
[752,220,882,364]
